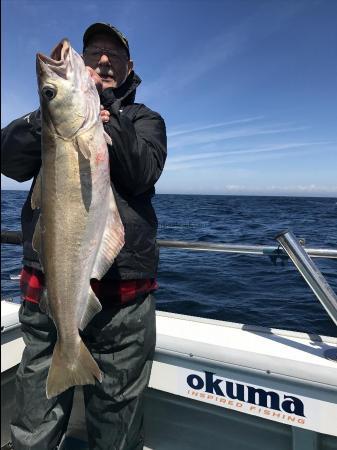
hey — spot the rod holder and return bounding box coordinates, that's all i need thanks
[276,230,337,326]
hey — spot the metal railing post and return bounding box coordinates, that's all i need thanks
[276,230,337,326]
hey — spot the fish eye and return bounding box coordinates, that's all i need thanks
[42,86,57,101]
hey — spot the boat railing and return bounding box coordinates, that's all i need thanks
[157,239,337,259]
[2,230,337,259]
[275,230,337,326]
[1,229,337,325]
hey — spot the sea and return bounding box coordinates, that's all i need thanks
[1,190,337,337]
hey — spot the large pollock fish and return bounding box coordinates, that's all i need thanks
[33,39,124,399]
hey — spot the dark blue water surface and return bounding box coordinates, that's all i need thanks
[1,190,337,337]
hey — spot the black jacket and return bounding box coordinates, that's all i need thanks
[1,71,167,280]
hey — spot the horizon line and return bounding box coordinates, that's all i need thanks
[1,188,336,199]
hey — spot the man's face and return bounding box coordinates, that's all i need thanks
[83,33,133,90]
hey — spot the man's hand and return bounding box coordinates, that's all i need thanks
[86,67,110,123]
[86,66,103,94]
[100,106,110,123]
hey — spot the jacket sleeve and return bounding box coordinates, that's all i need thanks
[1,109,42,182]
[105,104,167,196]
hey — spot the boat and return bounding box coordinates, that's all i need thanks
[1,230,337,450]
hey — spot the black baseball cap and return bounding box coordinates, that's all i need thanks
[83,23,130,58]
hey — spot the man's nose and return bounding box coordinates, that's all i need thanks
[98,54,110,64]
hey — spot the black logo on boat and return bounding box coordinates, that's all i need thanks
[187,371,305,417]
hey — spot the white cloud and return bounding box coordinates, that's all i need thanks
[220,184,337,196]
[156,178,337,196]
[165,141,333,170]
[167,116,264,138]
[168,123,309,150]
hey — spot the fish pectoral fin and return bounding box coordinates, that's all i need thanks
[75,134,91,160]
[104,131,112,145]
[91,189,125,280]
[79,288,102,331]
[46,339,102,399]
[32,217,44,268]
[39,289,49,314]
[31,170,42,209]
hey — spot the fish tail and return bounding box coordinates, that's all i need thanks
[46,339,102,399]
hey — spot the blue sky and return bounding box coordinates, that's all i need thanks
[1,0,337,196]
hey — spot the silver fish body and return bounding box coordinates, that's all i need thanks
[33,39,124,399]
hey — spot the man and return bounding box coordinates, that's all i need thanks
[1,23,167,450]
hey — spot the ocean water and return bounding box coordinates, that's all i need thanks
[1,190,337,337]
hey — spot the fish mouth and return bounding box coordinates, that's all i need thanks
[37,39,71,78]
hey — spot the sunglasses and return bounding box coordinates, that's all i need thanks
[83,47,128,63]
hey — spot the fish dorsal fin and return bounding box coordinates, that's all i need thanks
[79,287,102,331]
[32,216,43,268]
[31,170,42,210]
[91,189,124,281]
[75,134,91,160]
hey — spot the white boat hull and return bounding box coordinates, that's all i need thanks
[2,301,337,449]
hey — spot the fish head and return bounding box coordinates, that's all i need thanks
[36,39,100,139]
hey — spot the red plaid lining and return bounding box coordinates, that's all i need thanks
[20,266,45,304]
[20,266,157,306]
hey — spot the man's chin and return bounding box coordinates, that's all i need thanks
[102,79,117,90]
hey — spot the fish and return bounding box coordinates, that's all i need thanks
[32,39,124,399]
